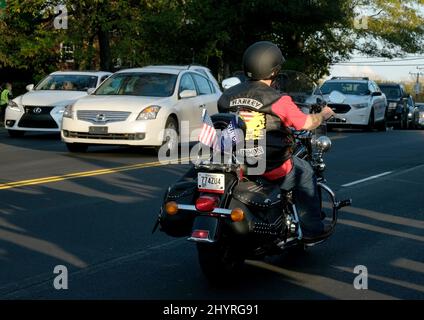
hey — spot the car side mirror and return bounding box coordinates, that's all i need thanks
[87,88,96,95]
[179,89,197,99]
[371,91,382,97]
[26,84,34,91]
[222,77,242,91]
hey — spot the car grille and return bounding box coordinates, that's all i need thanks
[387,102,399,115]
[67,131,140,140]
[328,104,351,114]
[77,110,131,123]
[18,106,58,129]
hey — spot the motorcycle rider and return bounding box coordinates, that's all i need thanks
[218,41,335,241]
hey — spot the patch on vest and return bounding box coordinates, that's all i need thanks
[239,110,266,140]
[230,98,263,109]
[236,146,265,157]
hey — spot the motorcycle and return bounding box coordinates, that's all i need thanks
[153,71,352,281]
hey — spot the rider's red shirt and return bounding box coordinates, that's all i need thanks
[262,95,307,181]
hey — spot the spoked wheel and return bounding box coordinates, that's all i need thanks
[157,117,179,157]
[197,242,245,282]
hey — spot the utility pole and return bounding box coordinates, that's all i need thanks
[410,67,424,100]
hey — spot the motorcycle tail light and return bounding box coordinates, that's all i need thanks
[191,230,210,239]
[231,208,245,222]
[195,196,219,212]
[165,201,178,215]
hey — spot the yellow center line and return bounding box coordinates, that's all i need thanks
[0,157,191,190]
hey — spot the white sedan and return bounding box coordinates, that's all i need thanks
[5,71,112,137]
[61,65,221,152]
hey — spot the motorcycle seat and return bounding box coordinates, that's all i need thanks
[233,177,282,208]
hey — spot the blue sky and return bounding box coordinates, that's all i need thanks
[327,55,424,82]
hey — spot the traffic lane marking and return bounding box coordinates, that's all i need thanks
[341,171,393,187]
[0,157,191,190]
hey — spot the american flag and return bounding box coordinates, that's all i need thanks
[199,109,219,150]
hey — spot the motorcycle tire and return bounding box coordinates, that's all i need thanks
[197,242,245,282]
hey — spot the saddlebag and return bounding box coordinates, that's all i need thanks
[229,177,284,236]
[158,181,198,237]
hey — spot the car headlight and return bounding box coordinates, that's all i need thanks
[352,103,368,109]
[8,101,21,111]
[63,104,74,119]
[137,106,161,120]
[420,112,424,118]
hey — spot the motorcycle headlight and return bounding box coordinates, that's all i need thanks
[63,104,74,119]
[315,136,332,153]
[137,106,161,120]
[8,100,21,111]
[352,103,368,109]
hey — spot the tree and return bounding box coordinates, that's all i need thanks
[0,0,423,81]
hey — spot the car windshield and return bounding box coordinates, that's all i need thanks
[95,73,177,97]
[320,82,369,95]
[379,86,401,99]
[36,75,98,91]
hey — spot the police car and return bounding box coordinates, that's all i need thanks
[320,77,387,131]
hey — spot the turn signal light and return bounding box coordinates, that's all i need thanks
[231,208,245,222]
[165,201,178,215]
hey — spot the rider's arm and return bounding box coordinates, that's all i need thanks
[302,107,334,130]
[272,96,335,131]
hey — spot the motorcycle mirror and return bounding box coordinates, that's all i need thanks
[222,77,242,91]
[328,90,346,104]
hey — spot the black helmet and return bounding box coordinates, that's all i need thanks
[242,41,285,80]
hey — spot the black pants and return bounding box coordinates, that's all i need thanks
[279,157,324,236]
[0,104,6,124]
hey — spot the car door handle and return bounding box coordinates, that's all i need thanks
[199,104,206,108]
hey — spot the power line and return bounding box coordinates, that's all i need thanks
[338,57,424,64]
[333,64,424,67]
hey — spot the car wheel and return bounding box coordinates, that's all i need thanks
[376,115,387,132]
[400,113,407,130]
[66,143,88,153]
[157,117,179,156]
[8,130,25,138]
[366,109,375,131]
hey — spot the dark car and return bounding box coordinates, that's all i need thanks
[378,83,409,129]
[407,95,416,128]
[412,102,424,129]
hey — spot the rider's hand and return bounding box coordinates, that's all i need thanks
[321,106,335,121]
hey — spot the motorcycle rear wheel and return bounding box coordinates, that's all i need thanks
[197,242,245,282]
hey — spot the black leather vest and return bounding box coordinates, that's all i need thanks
[218,81,294,172]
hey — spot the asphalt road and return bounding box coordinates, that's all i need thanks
[0,127,423,300]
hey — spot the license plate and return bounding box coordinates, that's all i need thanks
[89,126,108,134]
[198,172,225,193]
